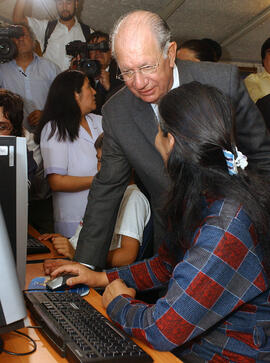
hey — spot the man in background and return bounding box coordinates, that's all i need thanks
[245,37,270,103]
[176,39,216,62]
[0,24,59,233]
[0,24,60,131]
[13,0,94,71]
[88,31,122,115]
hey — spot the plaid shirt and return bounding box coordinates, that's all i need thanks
[106,198,270,362]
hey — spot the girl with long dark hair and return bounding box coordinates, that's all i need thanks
[36,70,102,237]
[51,82,270,361]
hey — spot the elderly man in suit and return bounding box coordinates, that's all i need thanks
[57,10,270,270]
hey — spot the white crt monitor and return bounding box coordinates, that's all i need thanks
[0,136,27,289]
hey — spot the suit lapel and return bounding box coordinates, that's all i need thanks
[131,96,159,145]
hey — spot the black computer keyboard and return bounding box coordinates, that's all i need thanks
[24,291,153,363]
[27,236,50,255]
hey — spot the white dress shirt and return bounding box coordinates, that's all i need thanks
[27,16,93,71]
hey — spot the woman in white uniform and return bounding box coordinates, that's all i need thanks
[35,70,102,237]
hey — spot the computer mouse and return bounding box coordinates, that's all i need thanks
[46,273,77,291]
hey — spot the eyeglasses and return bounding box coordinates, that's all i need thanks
[116,53,163,82]
[0,122,13,134]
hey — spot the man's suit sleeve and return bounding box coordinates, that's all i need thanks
[230,65,270,174]
[74,112,131,268]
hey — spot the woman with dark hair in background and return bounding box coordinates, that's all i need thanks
[35,70,102,237]
[51,82,270,361]
[0,89,24,136]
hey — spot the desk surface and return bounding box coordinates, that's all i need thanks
[1,232,182,363]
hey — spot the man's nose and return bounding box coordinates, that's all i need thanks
[91,87,96,96]
[91,50,97,58]
[17,35,25,42]
[133,71,147,89]
[91,50,101,58]
[63,2,69,10]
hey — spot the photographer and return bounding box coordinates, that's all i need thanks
[13,0,94,71]
[88,31,123,115]
[0,24,60,131]
[68,31,123,115]
[0,24,60,234]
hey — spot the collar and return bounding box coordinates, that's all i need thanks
[151,63,179,121]
[261,69,270,78]
[172,63,180,89]
[57,16,80,29]
[13,52,38,68]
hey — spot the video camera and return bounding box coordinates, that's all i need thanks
[66,40,110,79]
[0,25,24,63]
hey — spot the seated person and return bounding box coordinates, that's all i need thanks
[35,70,103,238]
[51,82,270,362]
[42,133,151,268]
[0,24,60,132]
[0,89,37,185]
[245,37,270,103]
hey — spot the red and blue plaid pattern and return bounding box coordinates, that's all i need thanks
[106,198,270,362]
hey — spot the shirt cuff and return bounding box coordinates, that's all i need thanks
[79,262,103,271]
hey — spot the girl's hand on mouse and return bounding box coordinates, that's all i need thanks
[51,263,109,288]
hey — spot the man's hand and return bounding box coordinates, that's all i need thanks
[28,109,42,126]
[99,69,110,91]
[43,258,75,275]
[102,279,136,309]
[50,263,109,288]
[70,54,81,69]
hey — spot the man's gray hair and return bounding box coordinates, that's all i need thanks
[110,10,171,59]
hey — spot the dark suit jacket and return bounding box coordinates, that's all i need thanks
[75,59,270,268]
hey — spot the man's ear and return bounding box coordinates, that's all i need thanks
[168,41,177,67]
